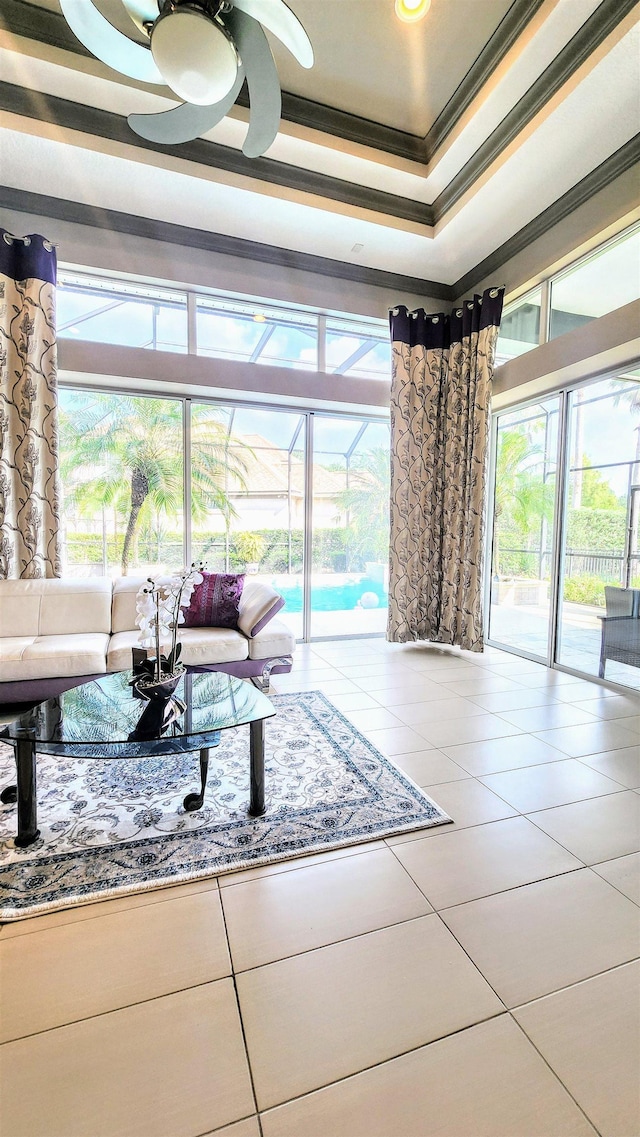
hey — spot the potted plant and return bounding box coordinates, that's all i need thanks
[132,563,204,698]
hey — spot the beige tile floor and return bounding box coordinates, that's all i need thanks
[1,639,639,1137]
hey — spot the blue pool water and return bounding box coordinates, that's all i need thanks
[274,577,388,613]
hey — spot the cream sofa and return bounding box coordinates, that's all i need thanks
[0,576,295,702]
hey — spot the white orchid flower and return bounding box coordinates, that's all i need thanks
[134,563,209,677]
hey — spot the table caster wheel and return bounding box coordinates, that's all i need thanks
[183,792,204,812]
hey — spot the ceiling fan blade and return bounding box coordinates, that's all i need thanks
[231,0,314,68]
[128,68,244,144]
[226,8,281,157]
[120,0,159,35]
[59,0,164,85]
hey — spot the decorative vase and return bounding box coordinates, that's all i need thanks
[128,690,186,741]
[133,669,184,701]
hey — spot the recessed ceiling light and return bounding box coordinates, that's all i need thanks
[395,0,431,23]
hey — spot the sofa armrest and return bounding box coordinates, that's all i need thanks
[237,581,285,638]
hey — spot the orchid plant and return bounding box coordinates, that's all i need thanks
[134,563,204,683]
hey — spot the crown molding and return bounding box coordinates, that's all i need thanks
[0,81,434,227]
[453,134,640,297]
[433,0,639,221]
[424,0,548,159]
[0,0,425,161]
[0,184,454,299]
[0,0,546,165]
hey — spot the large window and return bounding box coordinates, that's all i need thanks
[495,287,542,366]
[59,387,390,641]
[325,318,392,380]
[59,390,185,576]
[494,222,639,367]
[57,271,392,381]
[488,368,640,692]
[196,298,317,370]
[550,228,640,340]
[58,275,188,353]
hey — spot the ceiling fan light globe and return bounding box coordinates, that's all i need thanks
[151,8,238,106]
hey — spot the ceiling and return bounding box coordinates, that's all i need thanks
[0,0,638,294]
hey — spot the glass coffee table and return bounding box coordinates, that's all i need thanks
[0,670,275,847]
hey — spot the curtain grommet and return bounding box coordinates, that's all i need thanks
[489,288,500,298]
[456,309,463,317]
[431,317,439,324]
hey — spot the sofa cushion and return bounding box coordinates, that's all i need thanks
[111,577,146,634]
[107,627,250,672]
[237,580,285,638]
[247,617,296,661]
[40,580,113,636]
[0,633,110,682]
[0,578,112,638]
[184,572,245,629]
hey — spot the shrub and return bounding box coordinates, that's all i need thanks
[562,574,606,607]
[565,509,626,551]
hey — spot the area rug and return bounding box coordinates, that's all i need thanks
[0,690,451,920]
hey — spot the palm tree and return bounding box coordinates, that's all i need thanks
[335,447,390,566]
[60,394,247,573]
[493,427,555,577]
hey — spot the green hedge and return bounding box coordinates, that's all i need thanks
[565,508,626,550]
[63,526,364,573]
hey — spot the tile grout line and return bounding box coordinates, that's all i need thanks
[0,975,234,1046]
[508,1013,606,1137]
[0,878,223,941]
[217,872,264,1135]
[255,1009,509,1119]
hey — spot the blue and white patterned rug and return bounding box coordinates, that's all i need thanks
[0,691,451,920]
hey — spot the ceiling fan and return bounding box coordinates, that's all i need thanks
[59,0,314,157]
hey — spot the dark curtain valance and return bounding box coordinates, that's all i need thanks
[389,288,504,350]
[0,230,57,286]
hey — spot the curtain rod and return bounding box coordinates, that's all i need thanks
[388,286,505,313]
[2,231,58,249]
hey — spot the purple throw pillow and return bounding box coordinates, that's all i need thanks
[183,571,245,629]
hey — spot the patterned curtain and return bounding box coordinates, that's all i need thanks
[0,229,61,579]
[387,287,504,652]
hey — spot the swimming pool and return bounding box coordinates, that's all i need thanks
[273,576,388,613]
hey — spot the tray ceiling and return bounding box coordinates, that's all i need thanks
[0,0,638,293]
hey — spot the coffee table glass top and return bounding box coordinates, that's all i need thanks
[2,670,275,759]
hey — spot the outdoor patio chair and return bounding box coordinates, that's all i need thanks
[598,586,640,678]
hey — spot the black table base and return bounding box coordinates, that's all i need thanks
[4,717,267,847]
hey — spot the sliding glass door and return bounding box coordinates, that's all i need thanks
[488,398,560,659]
[488,368,640,691]
[190,404,306,640]
[557,375,640,688]
[59,386,390,642]
[311,416,390,638]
